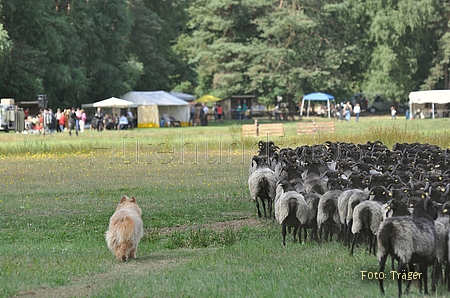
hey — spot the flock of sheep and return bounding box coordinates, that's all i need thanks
[248,140,450,297]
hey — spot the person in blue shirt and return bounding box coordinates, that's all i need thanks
[119,114,129,130]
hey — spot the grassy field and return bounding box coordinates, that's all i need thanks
[1,115,450,297]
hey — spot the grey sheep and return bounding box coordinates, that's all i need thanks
[317,179,343,242]
[350,200,382,256]
[377,198,438,297]
[248,156,277,218]
[337,188,368,246]
[274,180,310,246]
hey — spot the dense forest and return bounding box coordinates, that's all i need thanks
[0,0,448,109]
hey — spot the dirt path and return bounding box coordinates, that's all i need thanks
[14,218,269,298]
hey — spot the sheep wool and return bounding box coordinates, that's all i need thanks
[351,200,382,236]
[248,157,277,218]
[275,191,309,226]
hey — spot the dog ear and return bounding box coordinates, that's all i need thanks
[130,196,136,203]
[120,196,127,203]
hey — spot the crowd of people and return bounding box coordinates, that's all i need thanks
[185,102,224,127]
[23,107,134,135]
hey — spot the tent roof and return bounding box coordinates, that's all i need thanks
[303,92,335,101]
[169,91,196,101]
[93,97,133,108]
[122,91,189,107]
[409,90,450,104]
[194,94,221,103]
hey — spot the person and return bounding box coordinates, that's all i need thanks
[75,108,81,131]
[24,108,29,119]
[391,105,396,120]
[236,100,242,119]
[114,114,119,130]
[202,103,209,126]
[213,104,218,122]
[127,110,134,129]
[217,104,223,123]
[199,105,205,126]
[344,101,352,121]
[242,100,247,119]
[55,108,63,132]
[160,116,166,127]
[68,107,78,136]
[95,107,104,131]
[245,108,251,119]
[119,113,129,130]
[59,110,66,132]
[79,109,86,133]
[189,103,196,126]
[43,109,52,133]
[353,103,361,122]
[274,105,281,120]
[336,103,343,121]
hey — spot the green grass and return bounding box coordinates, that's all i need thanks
[1,116,450,297]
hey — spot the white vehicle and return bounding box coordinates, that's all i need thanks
[0,104,16,132]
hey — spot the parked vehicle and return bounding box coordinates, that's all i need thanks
[367,97,408,113]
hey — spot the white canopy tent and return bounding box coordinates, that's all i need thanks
[122,91,190,127]
[92,97,133,108]
[409,90,450,119]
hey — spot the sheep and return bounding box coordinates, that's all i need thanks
[302,193,321,242]
[274,180,310,246]
[337,188,368,246]
[249,140,279,174]
[317,178,344,242]
[433,201,450,288]
[350,200,382,256]
[377,197,438,297]
[248,155,277,218]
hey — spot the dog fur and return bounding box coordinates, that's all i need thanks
[105,195,144,261]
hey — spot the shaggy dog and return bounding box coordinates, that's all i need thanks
[105,196,144,261]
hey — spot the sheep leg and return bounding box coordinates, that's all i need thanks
[261,198,267,217]
[405,262,414,294]
[292,226,298,242]
[254,197,262,218]
[378,253,388,295]
[268,198,273,218]
[446,263,450,291]
[318,226,323,243]
[312,224,319,243]
[397,260,406,297]
[432,258,439,293]
[282,222,287,247]
[422,263,429,294]
[350,233,358,256]
[297,223,302,244]
[346,221,352,247]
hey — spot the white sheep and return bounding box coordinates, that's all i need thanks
[275,181,310,246]
[350,200,382,256]
[248,156,277,218]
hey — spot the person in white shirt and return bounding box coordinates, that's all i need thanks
[119,114,129,130]
[353,103,361,122]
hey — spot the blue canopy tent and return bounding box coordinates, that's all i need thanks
[301,92,335,118]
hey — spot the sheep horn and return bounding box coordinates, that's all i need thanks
[423,197,432,211]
